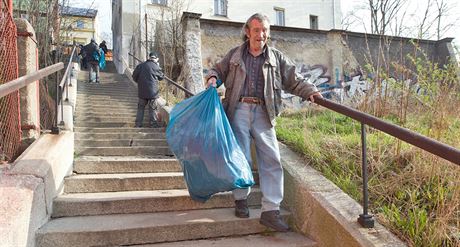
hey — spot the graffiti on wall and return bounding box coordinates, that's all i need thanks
[283,64,368,108]
[202,59,425,109]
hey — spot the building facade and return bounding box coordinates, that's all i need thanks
[60,6,98,46]
[111,0,342,73]
[188,0,341,30]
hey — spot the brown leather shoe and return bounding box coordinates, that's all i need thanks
[234,199,249,218]
[259,210,290,232]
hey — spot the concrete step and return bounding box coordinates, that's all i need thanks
[74,113,137,118]
[36,208,290,247]
[74,127,164,133]
[78,83,133,88]
[75,132,166,140]
[64,172,184,193]
[75,109,138,115]
[77,93,137,98]
[75,122,162,128]
[74,156,180,174]
[77,89,137,95]
[75,106,138,113]
[75,116,140,123]
[52,188,262,217]
[76,139,168,147]
[140,232,316,247]
[78,82,133,87]
[76,98,137,103]
[77,95,138,100]
[76,103,138,109]
[74,109,136,118]
[77,93,136,98]
[75,146,173,156]
[76,95,137,100]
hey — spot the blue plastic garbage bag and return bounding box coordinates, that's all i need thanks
[166,87,254,202]
[98,48,106,70]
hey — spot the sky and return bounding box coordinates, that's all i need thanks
[341,0,460,48]
[68,0,460,50]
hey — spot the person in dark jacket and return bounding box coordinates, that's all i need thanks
[84,38,101,83]
[132,52,164,128]
[78,44,87,69]
[99,40,108,54]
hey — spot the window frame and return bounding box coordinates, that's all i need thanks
[310,15,318,30]
[274,7,285,26]
[214,0,227,17]
[76,20,85,29]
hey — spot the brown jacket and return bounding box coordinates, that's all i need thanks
[207,42,319,126]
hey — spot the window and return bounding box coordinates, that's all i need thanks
[151,0,167,5]
[310,15,318,29]
[76,20,85,29]
[274,7,285,26]
[214,0,227,16]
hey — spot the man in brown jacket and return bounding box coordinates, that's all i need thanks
[206,13,322,232]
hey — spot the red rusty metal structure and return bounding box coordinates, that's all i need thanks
[0,0,20,162]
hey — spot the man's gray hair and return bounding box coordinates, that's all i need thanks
[241,13,271,41]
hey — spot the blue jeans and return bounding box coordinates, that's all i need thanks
[230,102,283,212]
[135,98,158,127]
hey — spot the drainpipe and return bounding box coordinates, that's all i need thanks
[332,0,336,29]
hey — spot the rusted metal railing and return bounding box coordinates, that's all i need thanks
[314,97,460,228]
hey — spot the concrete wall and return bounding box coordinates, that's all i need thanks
[0,132,74,247]
[341,32,454,77]
[197,17,456,103]
[280,143,406,247]
[199,18,344,93]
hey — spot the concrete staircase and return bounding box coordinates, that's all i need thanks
[36,62,316,246]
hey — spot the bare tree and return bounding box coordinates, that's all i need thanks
[344,0,458,40]
[368,0,407,35]
[150,0,190,80]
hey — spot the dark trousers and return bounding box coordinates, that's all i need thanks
[135,98,158,127]
[89,62,99,82]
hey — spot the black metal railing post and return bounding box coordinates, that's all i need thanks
[69,65,74,87]
[65,76,69,102]
[51,52,60,134]
[51,83,60,134]
[357,123,374,228]
[59,84,65,126]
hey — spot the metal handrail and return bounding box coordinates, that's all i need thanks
[127,52,194,97]
[313,96,460,228]
[52,45,78,133]
[314,98,460,165]
[0,63,64,98]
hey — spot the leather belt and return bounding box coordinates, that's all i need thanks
[239,97,264,105]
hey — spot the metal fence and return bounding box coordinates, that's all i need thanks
[0,1,20,162]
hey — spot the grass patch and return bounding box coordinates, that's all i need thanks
[276,108,460,246]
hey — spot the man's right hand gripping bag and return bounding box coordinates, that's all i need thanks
[166,87,254,202]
